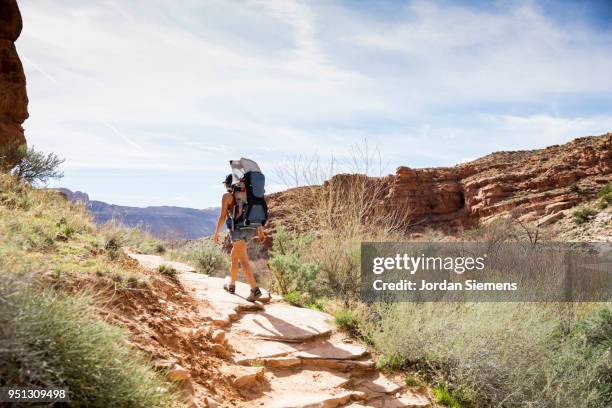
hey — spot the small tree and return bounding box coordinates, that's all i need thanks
[9,146,65,186]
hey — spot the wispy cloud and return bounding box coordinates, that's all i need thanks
[100,121,146,153]
[20,53,60,84]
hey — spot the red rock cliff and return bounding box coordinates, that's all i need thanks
[0,0,28,166]
[384,133,611,228]
[268,133,612,233]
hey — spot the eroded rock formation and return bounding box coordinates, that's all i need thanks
[268,133,612,232]
[0,0,28,166]
[385,133,611,228]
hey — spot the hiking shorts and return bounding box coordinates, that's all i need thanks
[229,227,256,243]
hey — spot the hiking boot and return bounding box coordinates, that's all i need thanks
[223,283,235,294]
[246,287,262,302]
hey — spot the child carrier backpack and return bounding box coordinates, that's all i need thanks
[227,158,268,231]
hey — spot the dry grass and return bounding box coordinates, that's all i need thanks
[273,143,410,237]
[0,175,182,406]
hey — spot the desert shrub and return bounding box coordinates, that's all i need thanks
[7,146,64,186]
[404,373,425,387]
[360,302,610,407]
[100,221,129,260]
[306,231,362,300]
[157,264,177,277]
[573,208,598,224]
[597,183,612,209]
[98,220,162,260]
[275,142,409,237]
[569,182,580,193]
[0,277,178,407]
[283,291,303,306]
[169,239,228,275]
[376,353,406,371]
[542,306,612,407]
[268,225,319,297]
[334,309,361,337]
[432,384,463,408]
[129,229,163,254]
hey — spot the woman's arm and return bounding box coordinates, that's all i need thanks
[213,194,229,243]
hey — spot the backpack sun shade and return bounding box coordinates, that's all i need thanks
[227,158,268,231]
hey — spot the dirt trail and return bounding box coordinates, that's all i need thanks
[129,253,432,408]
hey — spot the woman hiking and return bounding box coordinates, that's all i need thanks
[213,173,266,302]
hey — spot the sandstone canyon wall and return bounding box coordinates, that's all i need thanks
[386,133,611,228]
[268,133,612,232]
[0,0,28,167]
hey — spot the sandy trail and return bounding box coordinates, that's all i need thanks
[129,253,432,408]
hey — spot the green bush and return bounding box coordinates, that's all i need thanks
[573,208,598,224]
[169,239,228,275]
[157,264,178,277]
[334,309,361,337]
[432,384,463,408]
[597,183,612,209]
[569,182,580,193]
[0,282,178,407]
[598,182,612,199]
[268,226,320,297]
[375,353,406,371]
[283,291,303,306]
[404,373,425,387]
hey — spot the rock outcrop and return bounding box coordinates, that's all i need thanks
[0,0,28,166]
[386,133,611,228]
[268,133,612,232]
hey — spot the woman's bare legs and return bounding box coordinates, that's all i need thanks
[230,240,257,289]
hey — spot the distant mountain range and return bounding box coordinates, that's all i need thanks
[56,188,219,240]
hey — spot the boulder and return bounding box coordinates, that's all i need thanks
[221,365,265,388]
[537,212,565,227]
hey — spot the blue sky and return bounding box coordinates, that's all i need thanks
[17,0,612,208]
